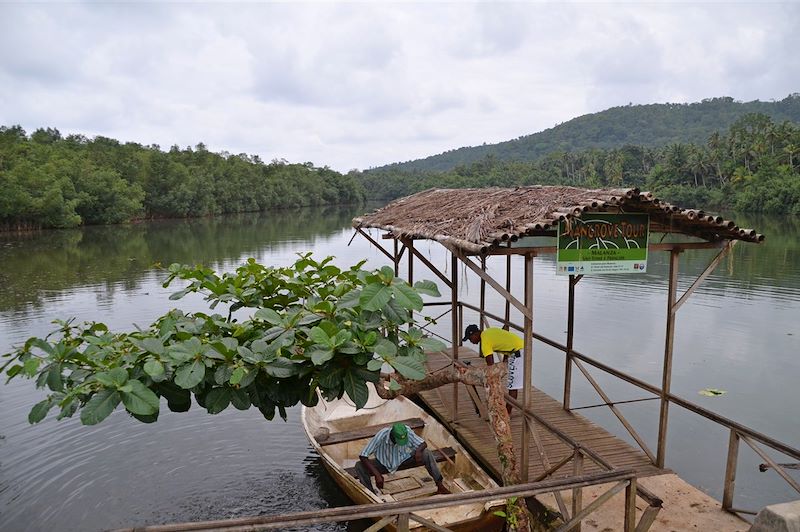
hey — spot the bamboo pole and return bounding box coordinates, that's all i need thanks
[572,448,584,532]
[521,253,534,481]
[722,429,740,510]
[625,477,637,532]
[657,249,681,468]
[480,256,487,328]
[394,238,399,277]
[451,252,459,423]
[505,245,512,328]
[564,274,579,410]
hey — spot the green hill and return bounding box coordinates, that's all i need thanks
[373,94,800,172]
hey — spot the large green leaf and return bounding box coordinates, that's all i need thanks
[175,360,205,389]
[236,346,262,364]
[389,356,426,380]
[309,326,331,346]
[254,308,282,325]
[94,367,128,387]
[413,280,440,297]
[342,370,369,409]
[141,338,165,355]
[230,388,251,410]
[359,284,392,311]
[205,387,231,414]
[392,283,424,311]
[28,399,53,424]
[373,339,397,358]
[338,289,361,309]
[80,389,121,425]
[120,380,160,415]
[46,365,63,392]
[263,358,300,378]
[144,359,165,378]
[308,346,334,365]
[230,367,246,385]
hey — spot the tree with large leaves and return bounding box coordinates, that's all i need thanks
[2,253,541,531]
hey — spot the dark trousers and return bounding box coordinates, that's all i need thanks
[355,449,443,493]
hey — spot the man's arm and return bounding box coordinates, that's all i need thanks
[413,441,428,463]
[359,454,384,489]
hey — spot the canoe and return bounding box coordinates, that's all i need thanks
[301,383,505,531]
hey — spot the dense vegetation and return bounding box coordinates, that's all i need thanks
[0,126,364,230]
[4,95,800,231]
[375,94,800,172]
[359,113,800,214]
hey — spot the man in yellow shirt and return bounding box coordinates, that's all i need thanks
[463,324,524,415]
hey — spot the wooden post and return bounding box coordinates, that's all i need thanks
[451,252,459,423]
[564,274,577,410]
[397,512,410,532]
[480,256,487,328]
[572,447,584,532]
[521,253,534,481]
[657,249,681,468]
[407,239,414,284]
[504,250,512,329]
[722,429,740,511]
[393,238,399,277]
[624,477,637,532]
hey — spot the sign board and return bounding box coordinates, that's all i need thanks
[556,213,649,275]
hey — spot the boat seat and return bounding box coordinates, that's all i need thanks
[344,447,456,477]
[316,417,425,446]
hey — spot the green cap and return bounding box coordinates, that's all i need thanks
[391,423,408,445]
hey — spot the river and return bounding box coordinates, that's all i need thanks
[0,205,798,531]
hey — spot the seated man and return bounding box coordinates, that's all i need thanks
[355,422,450,495]
[463,323,525,415]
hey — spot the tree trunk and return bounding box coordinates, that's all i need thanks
[484,363,534,532]
[377,363,537,531]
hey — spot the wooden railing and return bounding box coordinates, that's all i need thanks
[112,469,640,532]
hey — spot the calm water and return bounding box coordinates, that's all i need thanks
[0,205,798,531]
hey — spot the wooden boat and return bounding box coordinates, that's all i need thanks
[302,384,505,531]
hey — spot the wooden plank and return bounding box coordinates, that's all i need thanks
[318,417,425,446]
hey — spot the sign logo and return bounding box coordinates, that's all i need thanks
[556,213,649,275]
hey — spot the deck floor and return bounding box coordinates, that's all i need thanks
[418,347,665,482]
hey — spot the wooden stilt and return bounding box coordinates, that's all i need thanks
[657,249,681,468]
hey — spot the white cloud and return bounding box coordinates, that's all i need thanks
[0,1,797,171]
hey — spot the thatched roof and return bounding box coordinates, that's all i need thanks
[353,186,764,254]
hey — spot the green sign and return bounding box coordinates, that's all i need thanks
[557,213,649,275]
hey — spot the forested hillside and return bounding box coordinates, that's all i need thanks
[376,94,800,173]
[358,113,800,214]
[0,127,364,230]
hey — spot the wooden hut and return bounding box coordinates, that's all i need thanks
[351,185,794,530]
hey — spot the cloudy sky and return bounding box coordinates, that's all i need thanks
[1,1,797,172]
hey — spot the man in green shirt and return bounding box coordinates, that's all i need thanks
[463,324,524,415]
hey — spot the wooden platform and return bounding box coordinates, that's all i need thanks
[418,348,665,484]
[418,347,751,531]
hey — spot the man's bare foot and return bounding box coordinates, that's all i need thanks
[436,483,451,494]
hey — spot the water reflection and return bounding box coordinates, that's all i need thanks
[0,205,361,314]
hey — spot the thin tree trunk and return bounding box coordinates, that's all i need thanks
[377,364,538,531]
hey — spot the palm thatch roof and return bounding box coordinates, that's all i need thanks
[353,186,764,255]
